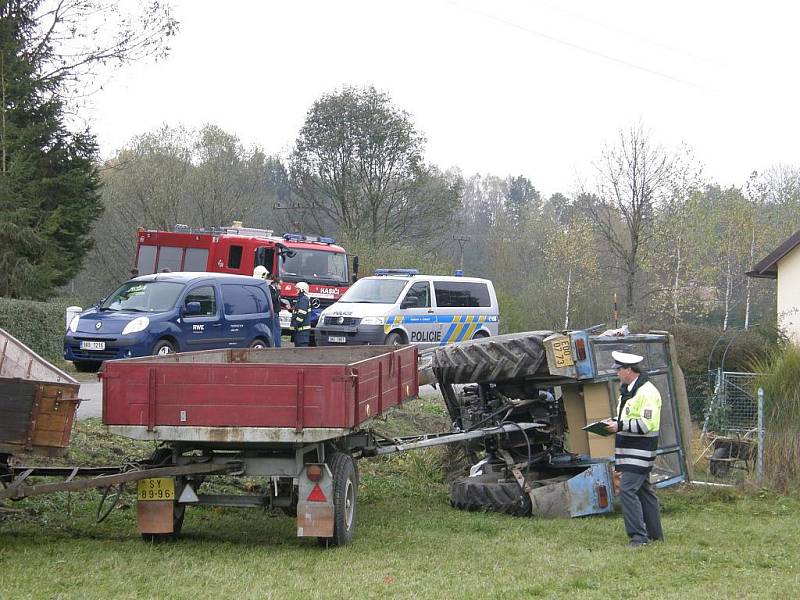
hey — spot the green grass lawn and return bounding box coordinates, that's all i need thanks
[2,404,800,599]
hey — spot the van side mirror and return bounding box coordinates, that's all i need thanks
[183,301,201,316]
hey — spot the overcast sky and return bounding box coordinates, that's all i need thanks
[89,0,799,197]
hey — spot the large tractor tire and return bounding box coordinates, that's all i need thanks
[450,473,531,517]
[431,331,551,384]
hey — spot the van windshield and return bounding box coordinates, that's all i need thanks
[338,278,408,304]
[100,281,185,313]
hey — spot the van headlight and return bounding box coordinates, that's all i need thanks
[69,316,80,333]
[361,316,385,325]
[122,316,150,335]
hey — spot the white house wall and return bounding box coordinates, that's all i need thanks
[777,249,800,344]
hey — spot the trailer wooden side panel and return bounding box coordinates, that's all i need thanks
[0,327,77,384]
[102,346,418,433]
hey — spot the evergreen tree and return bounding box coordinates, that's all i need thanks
[0,1,101,299]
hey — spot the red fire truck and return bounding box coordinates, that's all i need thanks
[133,224,358,333]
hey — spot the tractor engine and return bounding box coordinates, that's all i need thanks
[455,383,567,466]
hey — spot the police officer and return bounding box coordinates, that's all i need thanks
[291,282,312,347]
[604,351,664,547]
[253,266,282,348]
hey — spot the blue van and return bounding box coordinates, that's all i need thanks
[64,273,275,372]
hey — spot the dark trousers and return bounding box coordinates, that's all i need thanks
[272,319,281,347]
[619,470,663,544]
[294,329,310,347]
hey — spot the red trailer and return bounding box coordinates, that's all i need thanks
[100,345,419,545]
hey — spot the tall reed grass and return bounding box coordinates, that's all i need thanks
[752,344,800,492]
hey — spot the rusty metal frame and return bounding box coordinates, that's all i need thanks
[0,461,241,501]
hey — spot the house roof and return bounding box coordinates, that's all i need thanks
[746,230,800,279]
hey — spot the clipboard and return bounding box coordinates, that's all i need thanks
[582,420,614,436]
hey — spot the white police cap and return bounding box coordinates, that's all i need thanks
[611,351,644,368]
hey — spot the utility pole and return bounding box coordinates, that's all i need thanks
[452,234,471,272]
[273,203,303,232]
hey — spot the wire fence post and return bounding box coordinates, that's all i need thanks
[757,387,764,487]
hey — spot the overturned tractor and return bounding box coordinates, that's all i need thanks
[430,330,693,518]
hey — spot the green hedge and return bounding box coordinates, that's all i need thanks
[0,297,74,363]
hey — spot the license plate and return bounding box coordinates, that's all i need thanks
[137,478,175,501]
[552,338,574,367]
[79,341,105,351]
[328,336,347,344]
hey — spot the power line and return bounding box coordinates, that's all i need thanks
[532,0,714,64]
[441,0,711,91]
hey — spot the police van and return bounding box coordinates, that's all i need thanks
[315,270,499,346]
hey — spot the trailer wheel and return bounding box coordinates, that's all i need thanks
[431,331,548,384]
[450,473,532,517]
[318,452,358,547]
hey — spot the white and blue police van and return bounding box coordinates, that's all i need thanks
[315,269,499,346]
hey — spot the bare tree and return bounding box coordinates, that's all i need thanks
[28,0,177,94]
[583,123,674,316]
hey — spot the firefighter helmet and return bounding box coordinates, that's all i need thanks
[253,266,269,279]
[296,281,309,294]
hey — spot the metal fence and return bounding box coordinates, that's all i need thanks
[702,371,760,435]
[687,370,764,484]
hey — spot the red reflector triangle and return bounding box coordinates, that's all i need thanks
[307,483,327,503]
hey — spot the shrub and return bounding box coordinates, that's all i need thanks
[0,297,74,363]
[671,323,776,376]
[752,344,800,492]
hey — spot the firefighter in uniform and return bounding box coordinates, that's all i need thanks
[604,351,664,547]
[291,282,312,347]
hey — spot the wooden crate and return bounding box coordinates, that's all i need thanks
[0,327,81,457]
[0,378,80,457]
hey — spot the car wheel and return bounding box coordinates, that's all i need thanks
[74,360,101,373]
[384,332,405,345]
[152,339,177,356]
[249,338,269,349]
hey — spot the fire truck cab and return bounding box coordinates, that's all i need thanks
[134,225,357,336]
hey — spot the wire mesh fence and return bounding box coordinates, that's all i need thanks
[702,371,760,435]
[685,373,712,423]
[689,370,762,483]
